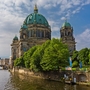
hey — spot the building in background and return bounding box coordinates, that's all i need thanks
[60,20,76,56]
[0,58,9,69]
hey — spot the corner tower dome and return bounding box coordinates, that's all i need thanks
[13,35,18,41]
[23,4,50,28]
[62,20,71,28]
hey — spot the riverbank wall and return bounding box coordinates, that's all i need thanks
[9,67,90,85]
[10,67,71,82]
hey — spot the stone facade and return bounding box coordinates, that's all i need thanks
[11,5,51,63]
[60,21,76,55]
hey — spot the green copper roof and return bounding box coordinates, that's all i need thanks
[21,24,28,29]
[13,36,18,40]
[23,5,50,27]
[62,21,71,28]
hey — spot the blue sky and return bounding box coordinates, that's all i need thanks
[0,0,90,58]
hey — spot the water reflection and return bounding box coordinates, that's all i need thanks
[5,72,90,90]
[5,73,65,90]
[0,70,10,90]
[0,70,90,90]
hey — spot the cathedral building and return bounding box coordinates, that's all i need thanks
[11,5,51,61]
[10,5,76,67]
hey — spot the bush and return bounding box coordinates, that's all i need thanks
[72,68,76,71]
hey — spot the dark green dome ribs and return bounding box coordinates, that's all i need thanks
[23,5,49,27]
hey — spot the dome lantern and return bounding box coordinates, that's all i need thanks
[34,4,38,13]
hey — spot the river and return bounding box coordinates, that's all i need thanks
[0,70,90,90]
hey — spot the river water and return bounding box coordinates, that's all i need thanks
[0,70,90,90]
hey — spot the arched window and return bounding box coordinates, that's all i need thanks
[13,55,16,60]
[61,32,64,37]
[68,32,71,36]
[40,30,42,37]
[42,31,44,37]
[31,30,34,37]
[23,34,26,39]
[33,30,34,37]
[38,30,40,37]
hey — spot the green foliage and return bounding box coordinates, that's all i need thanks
[71,48,90,68]
[79,68,87,71]
[72,68,77,71]
[78,48,89,65]
[30,45,42,71]
[72,61,79,67]
[88,50,90,64]
[23,46,37,68]
[40,38,69,71]
[71,51,79,67]
[14,38,69,71]
[61,67,65,70]
[72,51,78,61]
[14,57,25,67]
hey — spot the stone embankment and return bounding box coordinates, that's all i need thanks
[9,67,90,86]
[10,67,66,82]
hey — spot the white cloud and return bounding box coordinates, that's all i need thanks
[61,17,66,21]
[0,0,90,58]
[48,20,60,32]
[76,29,90,50]
[72,7,82,14]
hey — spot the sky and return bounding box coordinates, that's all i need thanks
[0,0,90,58]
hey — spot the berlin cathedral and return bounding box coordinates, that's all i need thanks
[10,5,76,62]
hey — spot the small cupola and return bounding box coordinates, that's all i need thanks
[13,35,18,42]
[62,20,71,28]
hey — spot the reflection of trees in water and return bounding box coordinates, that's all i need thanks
[8,73,65,90]
[64,84,90,90]
[4,73,90,90]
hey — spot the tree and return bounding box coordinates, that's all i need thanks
[14,57,25,67]
[23,46,37,68]
[72,51,79,67]
[30,40,50,71]
[72,61,79,67]
[40,38,69,71]
[88,49,90,64]
[78,48,89,65]
[14,38,70,71]
[30,45,42,71]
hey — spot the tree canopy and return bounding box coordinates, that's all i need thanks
[72,48,90,67]
[14,38,70,71]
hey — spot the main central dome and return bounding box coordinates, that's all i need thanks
[24,4,49,27]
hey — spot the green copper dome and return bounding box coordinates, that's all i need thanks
[62,21,71,28]
[13,36,18,40]
[23,5,50,27]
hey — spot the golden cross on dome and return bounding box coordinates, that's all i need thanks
[34,4,38,13]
